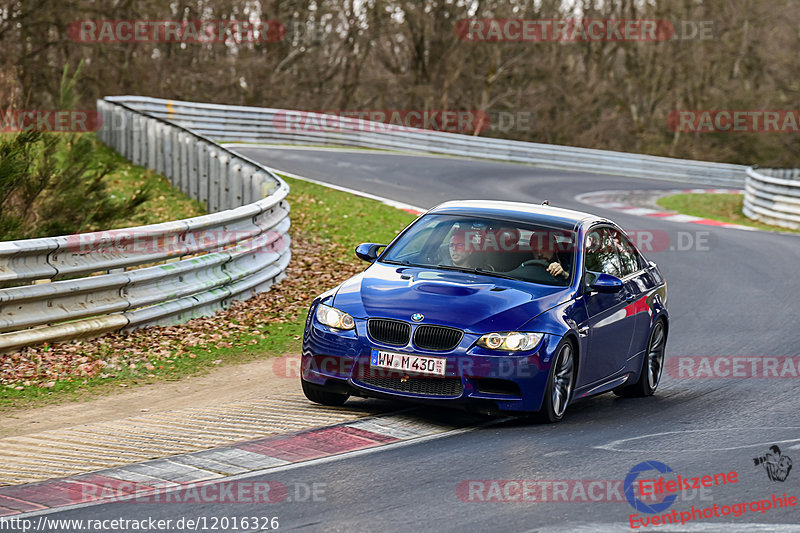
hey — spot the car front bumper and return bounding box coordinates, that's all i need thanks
[301,312,563,414]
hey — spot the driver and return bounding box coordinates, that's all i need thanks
[448,230,480,268]
[528,231,569,280]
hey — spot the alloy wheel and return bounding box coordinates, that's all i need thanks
[646,322,665,390]
[552,344,574,418]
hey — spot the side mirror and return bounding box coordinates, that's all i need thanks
[590,272,624,293]
[355,243,385,263]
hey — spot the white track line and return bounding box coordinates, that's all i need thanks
[226,152,426,214]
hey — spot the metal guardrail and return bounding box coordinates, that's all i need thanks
[744,167,800,230]
[108,96,748,188]
[0,99,291,352]
[3,94,785,353]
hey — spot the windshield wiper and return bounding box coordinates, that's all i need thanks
[476,268,518,280]
[435,264,469,272]
[435,264,518,281]
[382,259,432,268]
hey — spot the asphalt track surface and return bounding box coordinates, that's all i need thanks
[28,148,800,532]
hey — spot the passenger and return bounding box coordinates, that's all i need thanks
[583,230,603,273]
[528,231,570,280]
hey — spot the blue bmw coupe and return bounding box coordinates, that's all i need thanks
[301,200,668,422]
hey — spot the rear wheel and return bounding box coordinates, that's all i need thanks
[301,379,350,406]
[535,340,575,423]
[614,319,666,398]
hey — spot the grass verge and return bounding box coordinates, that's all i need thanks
[0,174,416,410]
[98,140,206,227]
[656,193,800,233]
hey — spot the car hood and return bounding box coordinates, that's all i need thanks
[332,262,573,332]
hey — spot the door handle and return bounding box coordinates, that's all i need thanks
[578,326,589,337]
[625,292,637,302]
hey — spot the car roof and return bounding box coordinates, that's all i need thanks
[426,200,607,230]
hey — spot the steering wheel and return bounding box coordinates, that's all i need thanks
[520,259,550,268]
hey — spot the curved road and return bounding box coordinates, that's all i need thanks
[33,148,800,532]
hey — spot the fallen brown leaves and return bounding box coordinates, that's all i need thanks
[1,234,364,389]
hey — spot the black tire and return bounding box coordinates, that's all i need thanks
[614,319,667,398]
[534,340,575,423]
[301,379,350,406]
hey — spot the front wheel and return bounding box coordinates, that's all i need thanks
[614,320,666,398]
[302,379,350,406]
[535,340,575,423]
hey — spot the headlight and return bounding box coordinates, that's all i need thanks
[477,332,543,351]
[315,304,355,330]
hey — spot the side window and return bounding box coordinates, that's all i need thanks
[392,226,434,261]
[584,228,621,277]
[608,229,640,277]
[402,226,433,256]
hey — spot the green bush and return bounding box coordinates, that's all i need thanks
[0,64,148,240]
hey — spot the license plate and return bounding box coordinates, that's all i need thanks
[370,349,446,377]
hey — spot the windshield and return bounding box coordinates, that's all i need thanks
[381,214,576,286]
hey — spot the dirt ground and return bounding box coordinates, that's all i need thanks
[0,357,301,438]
